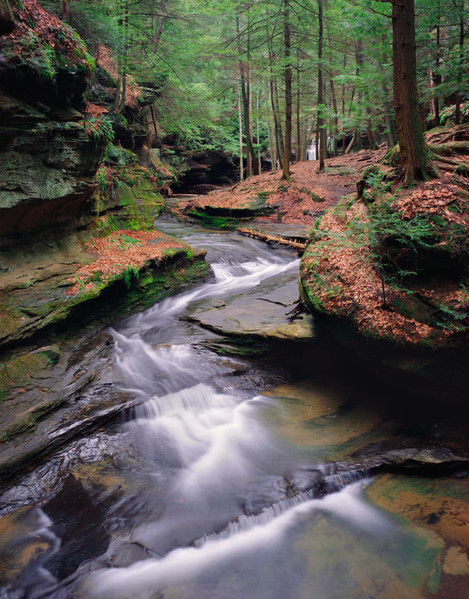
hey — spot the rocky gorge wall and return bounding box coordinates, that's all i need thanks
[0,0,109,246]
[0,1,210,474]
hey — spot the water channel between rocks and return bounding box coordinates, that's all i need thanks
[0,219,468,599]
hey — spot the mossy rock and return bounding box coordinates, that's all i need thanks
[185,196,276,228]
[94,166,165,232]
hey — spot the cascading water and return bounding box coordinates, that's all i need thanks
[76,222,394,599]
[0,220,419,599]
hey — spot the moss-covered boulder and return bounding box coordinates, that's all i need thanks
[92,144,168,232]
[0,228,208,352]
[300,176,469,397]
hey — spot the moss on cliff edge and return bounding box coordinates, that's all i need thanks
[300,177,469,350]
[0,230,208,353]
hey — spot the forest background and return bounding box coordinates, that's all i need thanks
[28,0,466,182]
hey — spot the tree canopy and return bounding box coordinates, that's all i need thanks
[42,0,468,181]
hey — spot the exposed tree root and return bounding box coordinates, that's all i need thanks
[426,123,469,144]
[429,141,469,156]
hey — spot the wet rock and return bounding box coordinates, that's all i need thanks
[366,448,469,475]
[0,506,53,587]
[0,2,107,245]
[0,331,138,480]
[110,542,155,568]
[186,273,314,344]
[365,472,469,595]
[42,475,113,580]
[0,239,208,352]
[185,196,277,227]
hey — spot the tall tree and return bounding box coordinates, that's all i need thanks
[282,0,292,179]
[454,0,465,125]
[317,0,325,171]
[378,0,432,182]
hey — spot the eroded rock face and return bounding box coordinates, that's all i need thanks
[0,94,106,243]
[172,150,237,194]
[0,0,107,245]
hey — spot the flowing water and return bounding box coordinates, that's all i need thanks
[1,219,467,599]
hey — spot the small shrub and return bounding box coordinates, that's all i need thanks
[83,117,114,142]
[311,193,325,203]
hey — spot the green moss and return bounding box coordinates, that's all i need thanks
[187,210,240,229]
[311,192,326,203]
[0,345,60,404]
[94,161,166,232]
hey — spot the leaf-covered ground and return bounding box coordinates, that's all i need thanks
[179,148,386,225]
[66,230,188,296]
[300,175,469,348]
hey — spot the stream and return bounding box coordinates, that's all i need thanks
[0,219,468,599]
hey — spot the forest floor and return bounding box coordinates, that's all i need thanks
[179,146,387,227]
[297,127,469,359]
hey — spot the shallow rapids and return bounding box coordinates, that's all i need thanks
[77,222,394,599]
[0,220,450,599]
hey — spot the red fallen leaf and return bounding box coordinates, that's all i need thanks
[66,230,187,296]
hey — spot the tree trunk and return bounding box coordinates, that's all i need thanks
[455,2,465,125]
[237,75,244,181]
[317,0,325,171]
[240,63,254,177]
[237,17,258,178]
[150,104,159,142]
[118,1,129,113]
[392,0,431,182]
[270,79,284,169]
[282,0,292,180]
[256,90,262,173]
[353,40,364,152]
[380,34,397,147]
[267,115,277,171]
[434,2,441,127]
[325,1,338,156]
[296,50,302,162]
[152,0,167,52]
[112,1,124,112]
[329,74,338,155]
[247,71,253,176]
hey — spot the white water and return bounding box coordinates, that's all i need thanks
[306,144,317,161]
[79,236,394,598]
[83,482,392,599]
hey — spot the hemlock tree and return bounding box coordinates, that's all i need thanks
[377,0,433,183]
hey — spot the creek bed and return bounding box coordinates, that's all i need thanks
[0,218,468,599]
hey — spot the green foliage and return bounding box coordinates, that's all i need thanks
[368,200,437,254]
[440,103,469,125]
[311,193,325,203]
[122,265,140,289]
[117,234,141,249]
[83,117,114,142]
[361,167,393,203]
